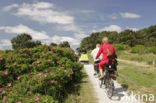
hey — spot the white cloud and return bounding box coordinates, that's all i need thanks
[4,2,74,25]
[0,24,82,47]
[57,24,81,32]
[45,35,80,45]
[120,12,141,18]
[31,2,55,9]
[74,33,88,39]
[0,39,11,50]
[100,25,122,32]
[0,24,49,40]
[126,27,138,31]
[3,2,83,35]
[3,4,18,11]
[91,29,98,33]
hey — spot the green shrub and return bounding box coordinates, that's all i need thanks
[0,45,83,103]
[148,46,156,54]
[114,43,129,51]
[130,45,147,54]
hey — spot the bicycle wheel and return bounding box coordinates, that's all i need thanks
[105,76,109,89]
[106,79,114,98]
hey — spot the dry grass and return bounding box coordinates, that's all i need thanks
[117,61,156,103]
[65,69,97,103]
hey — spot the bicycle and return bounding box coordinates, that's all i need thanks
[99,67,116,98]
[105,68,116,98]
[99,54,118,98]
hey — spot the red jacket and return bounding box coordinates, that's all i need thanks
[96,43,116,61]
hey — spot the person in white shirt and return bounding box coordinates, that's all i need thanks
[91,44,102,76]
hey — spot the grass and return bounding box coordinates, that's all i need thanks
[65,69,97,103]
[117,50,156,66]
[117,61,156,102]
[87,50,94,64]
[0,50,5,55]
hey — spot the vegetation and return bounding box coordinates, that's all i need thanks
[59,41,70,48]
[11,33,41,50]
[80,25,156,51]
[82,25,156,66]
[117,61,156,101]
[65,69,97,103]
[0,45,83,103]
[50,43,58,46]
[87,50,94,64]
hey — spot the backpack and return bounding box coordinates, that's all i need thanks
[106,54,118,71]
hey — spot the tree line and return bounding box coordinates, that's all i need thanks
[11,33,70,50]
[80,25,156,50]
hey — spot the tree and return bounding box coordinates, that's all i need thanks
[59,41,70,48]
[80,25,156,50]
[50,42,57,46]
[11,33,41,49]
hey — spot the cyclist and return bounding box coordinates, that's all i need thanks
[81,48,87,54]
[91,43,102,76]
[95,37,116,80]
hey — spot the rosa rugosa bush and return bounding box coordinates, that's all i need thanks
[0,45,83,103]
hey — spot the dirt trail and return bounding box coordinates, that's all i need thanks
[84,64,139,103]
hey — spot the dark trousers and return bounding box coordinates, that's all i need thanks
[94,61,100,73]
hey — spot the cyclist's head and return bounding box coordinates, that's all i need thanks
[102,37,108,43]
[96,44,100,48]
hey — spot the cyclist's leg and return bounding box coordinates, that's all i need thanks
[93,62,97,75]
[95,61,100,73]
[99,61,107,79]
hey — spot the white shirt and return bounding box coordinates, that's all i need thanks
[91,47,102,62]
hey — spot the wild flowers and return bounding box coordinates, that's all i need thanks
[44,74,47,78]
[50,80,54,84]
[0,45,82,102]
[2,90,6,94]
[16,76,20,80]
[35,97,39,102]
[0,57,3,60]
[14,61,16,65]
[9,91,13,94]
[24,99,28,102]
[7,83,12,87]
[3,71,8,75]
[38,73,42,76]
[48,59,51,62]
[0,88,3,92]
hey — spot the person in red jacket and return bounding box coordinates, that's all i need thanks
[96,37,116,79]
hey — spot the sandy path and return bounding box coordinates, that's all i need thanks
[84,64,139,103]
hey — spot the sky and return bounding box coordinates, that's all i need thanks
[0,0,156,50]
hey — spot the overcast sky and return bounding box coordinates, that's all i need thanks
[0,0,156,50]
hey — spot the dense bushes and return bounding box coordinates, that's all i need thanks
[130,45,147,54]
[148,46,156,54]
[0,45,83,103]
[114,44,129,52]
[131,45,156,54]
